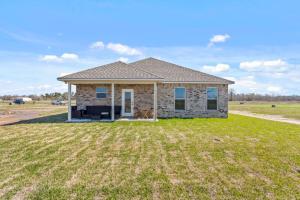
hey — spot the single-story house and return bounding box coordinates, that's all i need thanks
[58,57,234,121]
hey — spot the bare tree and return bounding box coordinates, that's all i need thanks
[229,88,235,101]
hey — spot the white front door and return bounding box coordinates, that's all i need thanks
[122,89,134,116]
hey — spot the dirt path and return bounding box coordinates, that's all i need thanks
[230,110,300,125]
[0,107,63,126]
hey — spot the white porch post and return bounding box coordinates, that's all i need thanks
[153,82,157,121]
[67,83,72,121]
[111,83,115,121]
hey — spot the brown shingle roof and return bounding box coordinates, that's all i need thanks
[58,58,234,84]
[58,61,163,80]
[130,58,234,84]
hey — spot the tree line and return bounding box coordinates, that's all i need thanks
[229,89,300,101]
[0,92,75,101]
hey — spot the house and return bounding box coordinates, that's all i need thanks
[58,57,234,121]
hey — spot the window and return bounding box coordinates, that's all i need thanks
[175,87,185,110]
[96,87,107,98]
[207,87,218,110]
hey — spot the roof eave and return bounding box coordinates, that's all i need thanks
[162,81,234,84]
[57,78,164,84]
[58,78,234,84]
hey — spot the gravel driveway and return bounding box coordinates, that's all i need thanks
[230,110,300,125]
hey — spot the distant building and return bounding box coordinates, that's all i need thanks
[16,97,33,102]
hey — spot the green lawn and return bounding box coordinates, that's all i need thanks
[229,101,300,120]
[0,113,299,199]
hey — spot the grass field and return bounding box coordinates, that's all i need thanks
[229,101,300,120]
[0,101,64,114]
[0,110,299,199]
[0,101,67,126]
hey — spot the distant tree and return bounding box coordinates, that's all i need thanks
[62,92,68,100]
[28,95,41,101]
[230,93,300,102]
[229,88,235,101]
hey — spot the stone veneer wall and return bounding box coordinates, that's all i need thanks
[76,84,154,118]
[76,83,228,118]
[76,84,112,110]
[115,84,154,118]
[157,83,228,118]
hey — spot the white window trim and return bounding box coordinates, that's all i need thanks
[206,87,218,111]
[96,87,108,99]
[174,87,186,111]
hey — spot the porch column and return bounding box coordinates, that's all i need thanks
[111,83,115,121]
[153,82,157,121]
[67,83,72,121]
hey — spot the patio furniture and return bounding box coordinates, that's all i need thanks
[86,106,111,119]
[114,106,121,118]
[100,111,110,119]
[142,110,152,119]
[72,105,125,120]
[135,109,153,119]
[71,106,82,118]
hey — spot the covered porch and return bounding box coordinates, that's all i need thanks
[66,81,158,122]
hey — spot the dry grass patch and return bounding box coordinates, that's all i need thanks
[229,101,300,120]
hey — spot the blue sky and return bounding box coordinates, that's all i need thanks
[0,0,299,95]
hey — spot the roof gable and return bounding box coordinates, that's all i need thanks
[129,57,234,84]
[58,61,162,80]
[58,58,234,84]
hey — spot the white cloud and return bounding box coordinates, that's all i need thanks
[202,63,230,73]
[239,59,287,72]
[107,43,142,56]
[208,34,230,47]
[21,83,72,94]
[90,41,105,49]
[288,71,300,83]
[59,72,72,77]
[89,41,143,56]
[226,76,284,94]
[40,55,61,62]
[236,76,259,92]
[224,76,237,82]
[40,53,79,62]
[267,86,282,93]
[0,80,13,84]
[226,76,259,93]
[118,57,129,63]
[61,53,78,60]
[37,84,51,90]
